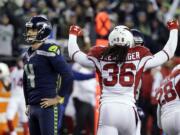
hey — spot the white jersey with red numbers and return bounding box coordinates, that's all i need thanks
[68,24,178,135]
[156,64,180,117]
[6,67,27,122]
[10,67,24,97]
[156,64,180,135]
[88,45,153,107]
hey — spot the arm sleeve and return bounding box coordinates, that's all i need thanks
[144,29,178,70]
[68,34,95,68]
[165,0,180,23]
[23,72,29,105]
[49,54,74,97]
[73,70,95,80]
[151,69,163,97]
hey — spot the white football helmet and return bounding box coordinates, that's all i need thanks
[108,25,134,47]
[0,63,10,79]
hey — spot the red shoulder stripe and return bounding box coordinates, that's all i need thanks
[88,46,108,59]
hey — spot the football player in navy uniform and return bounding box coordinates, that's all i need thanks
[131,29,144,46]
[23,15,73,135]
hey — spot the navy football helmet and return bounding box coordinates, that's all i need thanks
[131,29,144,45]
[25,15,52,43]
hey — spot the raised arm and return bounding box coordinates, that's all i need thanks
[144,20,179,70]
[68,26,95,68]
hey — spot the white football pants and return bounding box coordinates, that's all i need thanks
[6,96,27,122]
[161,111,180,135]
[97,102,141,135]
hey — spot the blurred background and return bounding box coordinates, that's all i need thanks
[0,0,179,135]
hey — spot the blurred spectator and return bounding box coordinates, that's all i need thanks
[95,0,109,13]
[62,64,95,134]
[22,0,33,14]
[0,63,11,135]
[146,1,157,22]
[150,18,168,48]
[0,14,14,56]
[136,11,151,36]
[157,0,179,24]
[37,0,48,15]
[72,63,96,135]
[138,69,161,135]
[124,15,134,29]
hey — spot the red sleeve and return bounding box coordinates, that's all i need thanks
[137,46,152,58]
[172,57,180,65]
[87,46,108,59]
[128,46,152,60]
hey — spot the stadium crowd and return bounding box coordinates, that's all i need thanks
[0,0,179,135]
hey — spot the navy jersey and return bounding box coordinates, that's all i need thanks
[23,43,73,105]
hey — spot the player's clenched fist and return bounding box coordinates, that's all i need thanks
[69,25,82,36]
[167,19,179,30]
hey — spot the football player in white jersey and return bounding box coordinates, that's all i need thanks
[67,20,179,135]
[156,64,180,135]
[6,58,28,135]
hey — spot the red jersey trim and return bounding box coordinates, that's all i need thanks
[134,57,152,99]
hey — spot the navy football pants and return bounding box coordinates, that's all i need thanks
[28,105,64,135]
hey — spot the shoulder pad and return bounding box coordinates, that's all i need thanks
[130,46,152,58]
[88,46,108,59]
[48,45,61,55]
[37,44,61,57]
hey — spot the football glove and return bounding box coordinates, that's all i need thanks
[69,25,83,36]
[167,19,179,30]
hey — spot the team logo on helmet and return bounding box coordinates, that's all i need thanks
[25,15,52,44]
[108,25,134,47]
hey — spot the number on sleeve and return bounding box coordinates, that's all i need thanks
[24,64,35,88]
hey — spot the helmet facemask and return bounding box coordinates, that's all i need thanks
[25,27,39,44]
[131,29,144,46]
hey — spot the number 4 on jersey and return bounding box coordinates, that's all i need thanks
[24,64,35,88]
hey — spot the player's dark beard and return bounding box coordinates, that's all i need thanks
[102,45,129,64]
